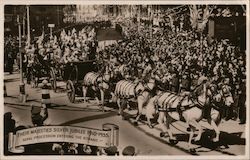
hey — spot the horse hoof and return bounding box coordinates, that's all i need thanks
[189,148,196,154]
[212,138,219,142]
[194,137,201,143]
[148,124,153,129]
[160,132,165,138]
[169,139,178,145]
[133,121,138,126]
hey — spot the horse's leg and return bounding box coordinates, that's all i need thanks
[82,86,87,103]
[165,114,176,141]
[158,111,168,137]
[110,92,115,102]
[118,98,126,117]
[93,87,100,104]
[117,98,121,115]
[134,95,144,125]
[146,117,153,129]
[188,125,196,153]
[120,98,127,119]
[210,110,221,142]
[145,98,155,128]
[189,120,202,142]
[211,120,220,142]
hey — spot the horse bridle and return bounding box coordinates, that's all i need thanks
[220,85,232,99]
[190,82,211,108]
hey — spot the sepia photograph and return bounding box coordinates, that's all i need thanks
[1,0,249,159]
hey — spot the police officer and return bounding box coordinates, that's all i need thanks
[31,105,48,127]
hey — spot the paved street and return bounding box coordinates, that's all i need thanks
[4,72,246,156]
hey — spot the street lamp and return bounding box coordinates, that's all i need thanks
[17,15,27,103]
[27,5,30,46]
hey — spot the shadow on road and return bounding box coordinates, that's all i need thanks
[4,78,19,83]
[59,111,117,126]
[173,129,245,155]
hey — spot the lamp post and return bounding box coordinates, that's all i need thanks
[27,5,30,46]
[17,15,27,103]
[22,14,25,38]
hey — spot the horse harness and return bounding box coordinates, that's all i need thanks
[157,84,207,122]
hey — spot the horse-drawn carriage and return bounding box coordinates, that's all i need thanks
[28,54,57,91]
[64,60,98,103]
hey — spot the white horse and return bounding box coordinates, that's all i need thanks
[115,77,156,126]
[144,77,211,152]
[97,64,125,106]
[82,64,125,110]
[206,83,234,142]
[82,71,102,104]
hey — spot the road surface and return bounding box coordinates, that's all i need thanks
[3,72,246,156]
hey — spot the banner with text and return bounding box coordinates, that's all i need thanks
[8,124,119,153]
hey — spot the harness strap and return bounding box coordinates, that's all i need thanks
[134,82,141,97]
[162,94,175,109]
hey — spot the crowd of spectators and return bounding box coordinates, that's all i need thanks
[4,14,246,124]
[99,20,246,123]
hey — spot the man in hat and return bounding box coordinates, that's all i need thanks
[31,105,48,127]
[122,146,136,156]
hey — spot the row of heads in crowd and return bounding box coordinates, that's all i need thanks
[98,25,246,87]
[5,22,246,89]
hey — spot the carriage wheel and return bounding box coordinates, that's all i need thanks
[69,65,78,83]
[66,80,75,103]
[50,67,57,92]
